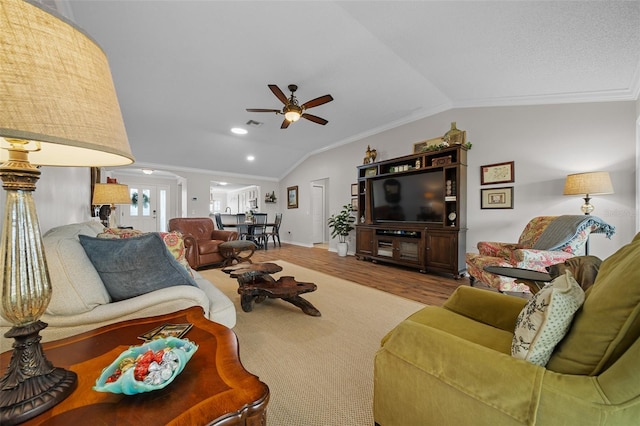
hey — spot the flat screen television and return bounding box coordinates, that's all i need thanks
[371,171,444,223]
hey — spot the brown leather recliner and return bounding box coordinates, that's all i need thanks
[168,218,238,269]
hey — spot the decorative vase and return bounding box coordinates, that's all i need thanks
[337,242,348,257]
[443,122,465,145]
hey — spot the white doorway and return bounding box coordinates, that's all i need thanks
[123,183,170,232]
[311,182,326,244]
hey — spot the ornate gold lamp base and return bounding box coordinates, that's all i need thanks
[1,321,77,425]
[1,0,134,421]
[0,146,77,424]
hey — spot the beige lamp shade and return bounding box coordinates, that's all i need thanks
[92,183,131,205]
[0,0,134,166]
[563,172,614,196]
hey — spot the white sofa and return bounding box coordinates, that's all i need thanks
[0,221,236,343]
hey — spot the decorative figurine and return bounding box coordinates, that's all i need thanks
[363,145,378,164]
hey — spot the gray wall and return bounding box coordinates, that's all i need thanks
[281,101,638,260]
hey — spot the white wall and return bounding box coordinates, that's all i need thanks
[36,167,93,233]
[282,101,637,260]
[0,166,93,235]
[1,101,636,260]
[107,168,281,221]
[173,170,280,219]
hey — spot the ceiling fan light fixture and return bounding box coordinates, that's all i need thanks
[284,105,302,122]
[247,84,332,128]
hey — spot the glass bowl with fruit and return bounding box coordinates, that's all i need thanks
[93,337,198,394]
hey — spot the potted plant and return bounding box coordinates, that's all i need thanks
[327,204,356,257]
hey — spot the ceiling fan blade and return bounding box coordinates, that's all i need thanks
[268,84,289,105]
[246,108,281,113]
[301,94,333,109]
[280,119,291,129]
[302,113,328,125]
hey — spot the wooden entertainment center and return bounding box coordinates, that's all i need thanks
[355,145,467,278]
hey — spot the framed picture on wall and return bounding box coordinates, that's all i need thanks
[480,161,515,185]
[287,186,299,209]
[351,197,358,210]
[481,187,514,209]
[351,183,358,196]
[364,167,377,177]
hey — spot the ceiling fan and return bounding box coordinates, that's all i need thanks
[246,84,333,129]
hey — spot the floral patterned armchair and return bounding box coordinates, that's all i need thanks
[466,216,615,292]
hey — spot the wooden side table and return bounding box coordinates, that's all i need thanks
[484,265,552,294]
[0,307,269,425]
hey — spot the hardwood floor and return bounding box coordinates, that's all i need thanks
[245,242,473,306]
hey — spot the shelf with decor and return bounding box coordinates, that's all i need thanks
[355,145,467,277]
[264,191,277,204]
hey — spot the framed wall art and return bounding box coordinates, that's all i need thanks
[287,186,299,209]
[481,187,514,209]
[364,167,377,177]
[351,183,358,196]
[480,161,515,185]
[351,197,358,210]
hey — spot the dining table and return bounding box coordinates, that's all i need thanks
[224,222,275,249]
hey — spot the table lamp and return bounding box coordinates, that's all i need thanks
[0,1,134,423]
[563,171,614,214]
[92,183,131,227]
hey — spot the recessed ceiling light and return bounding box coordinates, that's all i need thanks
[231,127,248,135]
[142,168,153,175]
[219,182,228,186]
[247,155,255,161]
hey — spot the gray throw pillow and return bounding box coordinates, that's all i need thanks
[79,233,198,302]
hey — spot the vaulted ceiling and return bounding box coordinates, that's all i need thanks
[64,1,640,180]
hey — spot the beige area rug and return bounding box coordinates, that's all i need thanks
[199,261,425,426]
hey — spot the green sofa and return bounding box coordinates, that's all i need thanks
[374,233,640,425]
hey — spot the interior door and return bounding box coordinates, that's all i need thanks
[123,184,169,232]
[311,184,325,243]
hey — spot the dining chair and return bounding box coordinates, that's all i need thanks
[266,213,282,248]
[213,212,224,230]
[236,214,250,240]
[251,213,268,249]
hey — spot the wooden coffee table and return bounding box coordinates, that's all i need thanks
[0,307,269,425]
[223,262,321,317]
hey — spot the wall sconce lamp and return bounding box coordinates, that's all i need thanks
[92,183,131,228]
[0,0,134,423]
[563,171,614,215]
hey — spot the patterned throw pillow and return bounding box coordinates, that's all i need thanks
[511,271,585,366]
[97,227,144,239]
[97,228,192,275]
[157,231,192,275]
